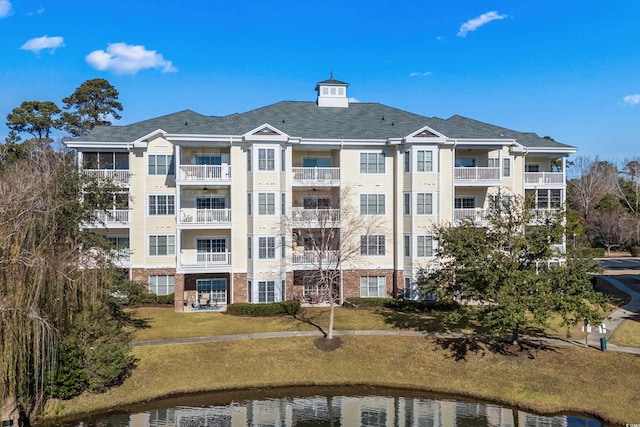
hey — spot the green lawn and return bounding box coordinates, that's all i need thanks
[46,303,640,425]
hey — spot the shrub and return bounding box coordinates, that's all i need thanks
[226,300,301,317]
[344,297,395,307]
[45,343,87,399]
[575,247,605,258]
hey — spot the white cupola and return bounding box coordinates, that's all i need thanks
[315,73,349,108]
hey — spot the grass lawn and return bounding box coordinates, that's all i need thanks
[609,318,640,347]
[48,335,640,425]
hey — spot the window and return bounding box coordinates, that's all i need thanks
[281,148,286,172]
[247,280,252,303]
[416,193,433,215]
[195,154,221,165]
[248,237,252,259]
[83,152,129,170]
[503,158,511,177]
[258,148,275,171]
[247,149,252,171]
[404,277,418,300]
[197,279,227,304]
[526,163,541,172]
[281,236,286,258]
[302,157,332,167]
[258,281,275,303]
[455,197,475,209]
[247,192,252,216]
[197,238,226,253]
[417,150,433,172]
[404,235,410,258]
[281,193,286,216]
[258,237,276,259]
[360,235,385,256]
[360,276,386,298]
[550,189,562,208]
[258,193,275,215]
[149,235,175,256]
[149,195,175,215]
[455,157,476,167]
[148,154,174,175]
[149,275,175,295]
[417,235,433,257]
[106,236,129,249]
[360,194,385,215]
[488,158,500,168]
[404,151,410,172]
[360,152,385,174]
[403,193,411,215]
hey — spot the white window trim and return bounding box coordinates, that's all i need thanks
[416,192,434,215]
[359,151,386,174]
[148,234,176,256]
[148,194,176,216]
[359,193,386,215]
[360,234,386,256]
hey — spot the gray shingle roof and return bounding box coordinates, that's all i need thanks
[76,101,573,150]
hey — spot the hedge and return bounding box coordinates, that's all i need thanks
[226,300,301,317]
[345,297,460,312]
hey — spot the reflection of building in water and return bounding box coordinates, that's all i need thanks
[123,396,574,427]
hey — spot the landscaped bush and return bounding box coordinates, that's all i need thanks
[386,299,461,313]
[576,247,605,258]
[226,300,301,317]
[345,297,460,312]
[344,297,395,307]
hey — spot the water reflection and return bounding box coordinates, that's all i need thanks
[68,389,601,427]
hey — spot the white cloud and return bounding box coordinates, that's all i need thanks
[20,35,64,54]
[28,7,45,16]
[457,11,508,37]
[0,0,13,18]
[410,71,432,77]
[86,42,177,74]
[623,94,640,106]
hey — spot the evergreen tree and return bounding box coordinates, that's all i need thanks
[61,78,123,137]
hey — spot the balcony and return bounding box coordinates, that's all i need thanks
[292,167,340,186]
[524,172,564,186]
[179,208,231,227]
[454,167,501,185]
[179,252,232,272]
[177,165,231,183]
[529,208,561,223]
[83,169,130,186]
[291,208,341,226]
[291,250,340,267]
[87,209,130,228]
[454,208,488,225]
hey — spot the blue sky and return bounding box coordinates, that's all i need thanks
[1,0,639,159]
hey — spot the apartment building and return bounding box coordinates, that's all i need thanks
[65,76,574,311]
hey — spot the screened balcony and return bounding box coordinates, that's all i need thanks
[81,152,130,186]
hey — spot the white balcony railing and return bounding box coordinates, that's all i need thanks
[93,209,129,226]
[529,208,561,222]
[291,250,340,265]
[291,208,341,224]
[454,167,501,182]
[181,252,232,269]
[454,208,488,224]
[178,165,231,182]
[83,169,130,185]
[179,208,231,225]
[524,172,564,185]
[292,167,340,186]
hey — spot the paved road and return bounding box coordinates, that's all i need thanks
[598,257,640,271]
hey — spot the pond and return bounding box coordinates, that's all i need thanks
[55,386,602,427]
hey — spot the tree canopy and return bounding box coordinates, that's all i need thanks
[417,197,606,343]
[61,78,123,137]
[6,100,61,141]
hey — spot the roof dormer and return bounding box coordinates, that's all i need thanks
[315,73,349,108]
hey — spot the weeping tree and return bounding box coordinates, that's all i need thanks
[0,151,133,420]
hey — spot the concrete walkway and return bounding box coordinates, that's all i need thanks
[133,277,640,355]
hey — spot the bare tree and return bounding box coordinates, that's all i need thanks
[567,156,617,221]
[613,158,640,245]
[282,185,385,340]
[586,207,634,256]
